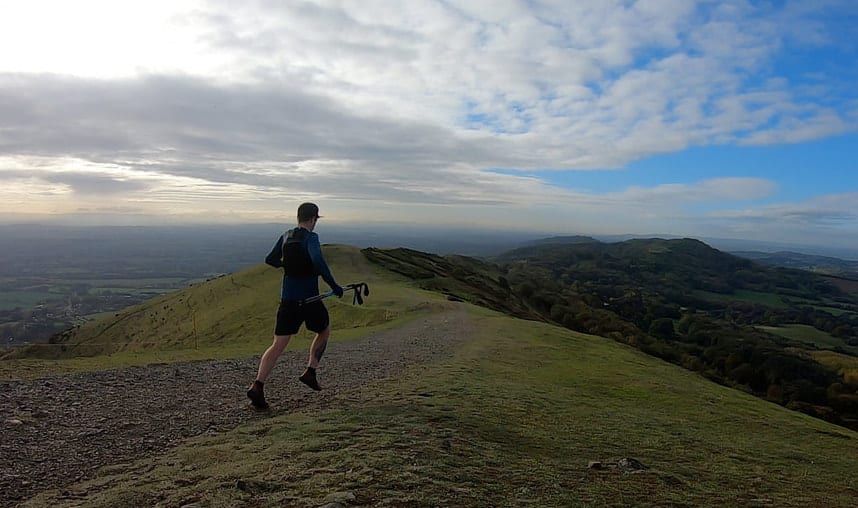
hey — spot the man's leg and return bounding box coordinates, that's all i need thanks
[247,334,291,409]
[308,326,330,369]
[300,326,329,391]
[257,334,292,382]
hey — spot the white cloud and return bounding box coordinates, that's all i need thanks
[710,193,858,225]
[612,178,777,204]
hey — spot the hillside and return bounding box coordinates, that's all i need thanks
[362,247,541,321]
[17,305,858,507]
[368,239,858,429]
[4,244,858,506]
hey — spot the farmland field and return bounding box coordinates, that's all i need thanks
[759,324,858,354]
[810,350,858,384]
[694,289,788,308]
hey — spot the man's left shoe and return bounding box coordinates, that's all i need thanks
[299,368,322,391]
[247,381,269,410]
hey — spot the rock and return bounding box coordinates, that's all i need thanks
[587,461,603,470]
[318,504,346,508]
[323,491,356,504]
[617,457,647,472]
[5,419,23,426]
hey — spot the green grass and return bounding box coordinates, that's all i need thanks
[759,324,858,354]
[27,307,858,507]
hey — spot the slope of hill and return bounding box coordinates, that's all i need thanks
[21,306,858,507]
[362,247,541,321]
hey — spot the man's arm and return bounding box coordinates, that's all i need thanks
[265,236,284,268]
[307,234,342,293]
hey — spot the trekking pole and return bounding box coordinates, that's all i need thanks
[301,282,370,306]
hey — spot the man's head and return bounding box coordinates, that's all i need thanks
[297,202,321,230]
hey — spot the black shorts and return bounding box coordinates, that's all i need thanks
[274,300,329,336]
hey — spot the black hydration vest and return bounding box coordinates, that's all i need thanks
[282,228,316,278]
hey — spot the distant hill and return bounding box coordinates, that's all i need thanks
[498,237,845,299]
[733,250,858,280]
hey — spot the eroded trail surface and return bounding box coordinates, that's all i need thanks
[0,310,471,507]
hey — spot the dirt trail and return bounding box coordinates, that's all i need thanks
[0,310,471,507]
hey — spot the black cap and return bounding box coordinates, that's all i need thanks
[297,202,321,222]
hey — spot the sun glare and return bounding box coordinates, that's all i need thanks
[0,0,210,78]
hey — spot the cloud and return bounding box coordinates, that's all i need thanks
[0,1,854,244]
[39,172,149,195]
[611,178,777,204]
[2,2,854,172]
[710,193,858,225]
[698,192,858,249]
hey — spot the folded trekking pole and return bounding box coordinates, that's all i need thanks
[301,282,370,305]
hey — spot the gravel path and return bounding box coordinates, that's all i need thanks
[0,310,471,507]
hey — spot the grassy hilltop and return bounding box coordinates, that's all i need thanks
[6,245,858,506]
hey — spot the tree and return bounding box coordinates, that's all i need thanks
[648,318,675,340]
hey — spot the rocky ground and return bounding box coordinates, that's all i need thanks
[0,310,471,507]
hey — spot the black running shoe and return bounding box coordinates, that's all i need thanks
[299,368,321,391]
[246,381,269,410]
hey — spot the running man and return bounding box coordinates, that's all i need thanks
[247,202,344,410]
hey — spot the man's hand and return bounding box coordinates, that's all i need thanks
[333,285,345,298]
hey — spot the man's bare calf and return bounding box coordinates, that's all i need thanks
[300,326,330,391]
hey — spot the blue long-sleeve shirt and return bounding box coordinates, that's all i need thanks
[265,229,339,301]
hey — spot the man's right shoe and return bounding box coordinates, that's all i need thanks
[299,368,322,391]
[246,381,269,410]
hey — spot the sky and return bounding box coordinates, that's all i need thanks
[0,0,856,248]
